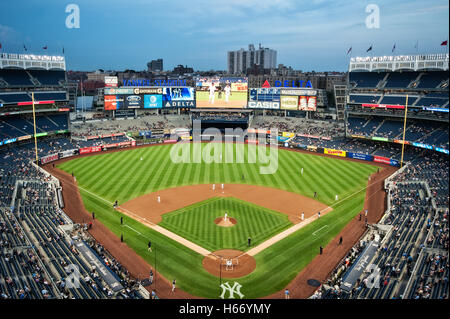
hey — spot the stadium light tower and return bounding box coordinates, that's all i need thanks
[400,95,409,168]
[31,92,39,164]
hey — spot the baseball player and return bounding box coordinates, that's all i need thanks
[157,196,161,203]
[208,83,216,104]
[224,84,231,103]
[301,212,305,221]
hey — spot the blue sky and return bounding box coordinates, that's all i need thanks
[0,0,448,71]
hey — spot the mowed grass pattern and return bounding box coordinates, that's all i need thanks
[159,197,292,251]
[59,143,376,206]
[58,143,380,298]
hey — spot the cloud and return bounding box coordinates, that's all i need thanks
[0,24,19,41]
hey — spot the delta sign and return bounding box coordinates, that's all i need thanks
[262,79,313,88]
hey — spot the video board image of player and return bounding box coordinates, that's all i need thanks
[195,77,248,108]
[162,87,194,101]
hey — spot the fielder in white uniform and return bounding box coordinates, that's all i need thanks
[208,83,216,104]
[224,84,231,103]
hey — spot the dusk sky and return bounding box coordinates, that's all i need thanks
[0,0,448,72]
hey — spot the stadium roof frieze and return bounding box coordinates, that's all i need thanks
[349,53,449,72]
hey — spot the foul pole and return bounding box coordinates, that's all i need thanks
[400,95,409,168]
[32,92,39,165]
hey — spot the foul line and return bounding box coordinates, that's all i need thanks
[55,167,394,260]
[312,225,328,236]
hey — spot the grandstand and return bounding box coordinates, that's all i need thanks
[0,49,448,300]
[346,54,449,156]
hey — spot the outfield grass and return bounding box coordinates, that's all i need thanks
[58,143,379,298]
[159,197,293,251]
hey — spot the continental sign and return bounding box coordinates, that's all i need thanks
[324,148,346,157]
[133,87,163,95]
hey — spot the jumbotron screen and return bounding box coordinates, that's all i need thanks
[195,77,248,108]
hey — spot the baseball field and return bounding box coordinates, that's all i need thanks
[56,143,380,298]
[196,90,248,108]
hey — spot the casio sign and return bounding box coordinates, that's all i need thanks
[248,101,280,109]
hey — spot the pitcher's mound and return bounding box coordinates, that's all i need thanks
[214,217,237,227]
[202,249,256,278]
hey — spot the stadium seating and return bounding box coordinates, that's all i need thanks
[27,70,65,86]
[417,71,448,89]
[317,152,448,300]
[349,72,386,88]
[384,72,419,88]
[0,69,34,86]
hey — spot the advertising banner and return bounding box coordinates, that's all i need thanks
[104,76,118,87]
[18,135,32,141]
[307,145,318,152]
[249,88,281,102]
[282,132,295,138]
[144,95,163,108]
[124,95,143,109]
[59,149,78,159]
[104,88,134,95]
[102,141,132,150]
[164,100,196,108]
[40,153,59,165]
[247,101,280,109]
[372,136,389,142]
[412,142,433,150]
[280,88,317,96]
[306,96,317,111]
[280,96,298,110]
[3,138,18,144]
[17,100,55,106]
[104,95,124,110]
[435,147,449,154]
[79,146,102,154]
[393,139,410,145]
[351,135,366,139]
[133,88,163,95]
[35,132,48,137]
[390,159,400,167]
[231,83,248,92]
[346,152,373,161]
[299,96,307,110]
[324,148,346,157]
[423,107,449,113]
[362,103,405,110]
[373,156,391,164]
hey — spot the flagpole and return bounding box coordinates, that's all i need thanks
[400,95,409,168]
[32,92,39,165]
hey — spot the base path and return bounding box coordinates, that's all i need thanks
[119,183,330,225]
